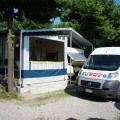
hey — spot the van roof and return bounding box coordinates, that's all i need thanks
[91,47,120,55]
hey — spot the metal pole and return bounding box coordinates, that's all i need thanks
[19,30,22,93]
[70,29,72,84]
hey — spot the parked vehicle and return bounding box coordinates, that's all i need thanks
[76,47,120,101]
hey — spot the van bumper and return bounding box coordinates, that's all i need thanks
[78,80,119,99]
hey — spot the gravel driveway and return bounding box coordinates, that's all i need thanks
[0,87,120,120]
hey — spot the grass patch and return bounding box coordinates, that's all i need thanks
[0,85,22,100]
[27,90,72,106]
[114,116,120,120]
[0,85,77,106]
[0,92,22,100]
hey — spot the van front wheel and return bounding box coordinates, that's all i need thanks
[115,85,120,101]
[75,83,78,93]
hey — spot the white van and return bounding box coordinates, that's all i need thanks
[76,47,120,101]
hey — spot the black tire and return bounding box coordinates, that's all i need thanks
[75,79,78,92]
[75,84,78,93]
[115,85,120,101]
[75,83,80,94]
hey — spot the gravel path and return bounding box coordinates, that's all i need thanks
[0,90,120,120]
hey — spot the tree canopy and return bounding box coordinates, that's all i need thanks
[58,0,120,47]
[0,16,54,31]
[0,0,61,28]
[0,0,58,20]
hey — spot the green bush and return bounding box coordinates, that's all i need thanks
[0,84,20,99]
[0,84,6,94]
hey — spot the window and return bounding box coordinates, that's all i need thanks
[45,52,58,61]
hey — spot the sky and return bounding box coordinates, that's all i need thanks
[116,0,120,4]
[54,17,61,24]
[54,0,120,24]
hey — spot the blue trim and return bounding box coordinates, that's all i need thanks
[21,69,67,78]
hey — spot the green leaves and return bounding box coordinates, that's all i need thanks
[60,0,120,47]
[0,0,59,23]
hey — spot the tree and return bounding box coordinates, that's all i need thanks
[0,16,54,31]
[0,0,60,93]
[59,0,120,47]
[13,17,53,30]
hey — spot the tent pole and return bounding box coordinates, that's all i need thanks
[19,30,22,93]
[70,29,72,84]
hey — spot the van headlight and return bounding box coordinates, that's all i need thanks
[107,71,119,79]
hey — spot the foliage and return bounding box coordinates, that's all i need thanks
[13,18,51,30]
[59,0,120,47]
[0,84,6,94]
[0,22,7,31]
[0,0,59,23]
[0,92,19,99]
[0,0,61,30]
[0,84,19,99]
[0,17,53,31]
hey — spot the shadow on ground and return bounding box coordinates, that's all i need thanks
[66,117,107,120]
[66,118,78,120]
[86,117,107,120]
[114,101,120,111]
[64,84,109,102]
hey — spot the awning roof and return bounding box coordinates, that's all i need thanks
[68,53,86,61]
[21,28,93,47]
[67,47,84,54]
[67,47,87,61]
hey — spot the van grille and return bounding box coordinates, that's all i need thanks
[81,80,101,89]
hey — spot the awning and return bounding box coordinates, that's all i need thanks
[21,28,93,47]
[67,47,86,61]
[67,53,86,61]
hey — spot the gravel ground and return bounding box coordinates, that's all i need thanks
[0,89,120,120]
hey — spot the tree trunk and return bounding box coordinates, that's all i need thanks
[7,7,14,93]
[7,29,14,92]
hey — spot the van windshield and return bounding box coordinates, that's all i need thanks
[83,55,120,71]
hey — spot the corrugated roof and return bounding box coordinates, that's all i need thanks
[21,28,93,47]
